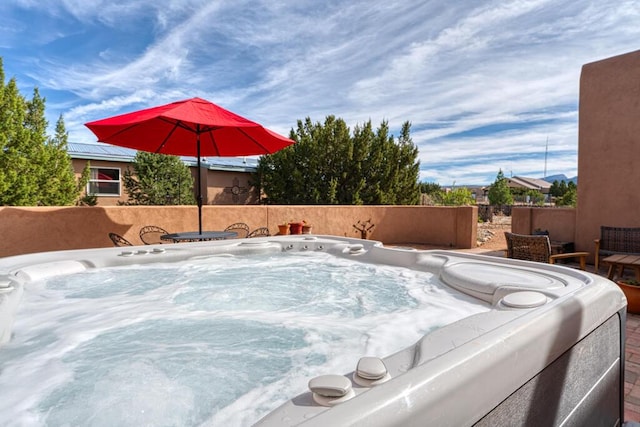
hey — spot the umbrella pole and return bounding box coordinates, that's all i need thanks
[196,130,203,234]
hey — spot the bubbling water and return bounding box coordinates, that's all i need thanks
[0,251,489,426]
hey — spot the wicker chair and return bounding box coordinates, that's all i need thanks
[224,222,250,238]
[109,232,133,247]
[247,227,271,238]
[139,225,170,245]
[504,232,589,270]
[594,226,640,273]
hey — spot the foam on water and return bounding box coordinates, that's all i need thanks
[0,251,490,426]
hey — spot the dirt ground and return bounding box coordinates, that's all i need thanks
[392,215,511,252]
[476,215,511,251]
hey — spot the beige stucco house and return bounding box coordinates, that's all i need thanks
[506,176,551,194]
[69,142,259,206]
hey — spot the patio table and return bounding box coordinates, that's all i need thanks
[602,254,640,281]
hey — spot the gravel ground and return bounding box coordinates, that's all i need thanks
[389,215,511,252]
[476,215,511,250]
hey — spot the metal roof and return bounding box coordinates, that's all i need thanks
[68,142,258,172]
[507,176,552,191]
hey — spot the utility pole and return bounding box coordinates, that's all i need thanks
[543,137,548,179]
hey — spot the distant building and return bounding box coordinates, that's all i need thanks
[68,142,259,206]
[506,176,552,195]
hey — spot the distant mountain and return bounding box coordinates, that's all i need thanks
[542,174,578,185]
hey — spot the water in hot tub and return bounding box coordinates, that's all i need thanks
[0,251,489,426]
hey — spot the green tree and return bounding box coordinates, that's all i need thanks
[525,189,545,206]
[549,179,577,205]
[75,161,96,205]
[255,116,420,205]
[37,115,79,205]
[0,75,36,205]
[120,151,195,205]
[556,187,577,207]
[419,182,442,195]
[487,169,513,206]
[0,58,87,206]
[419,182,443,205]
[440,187,475,206]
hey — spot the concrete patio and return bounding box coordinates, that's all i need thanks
[625,313,640,421]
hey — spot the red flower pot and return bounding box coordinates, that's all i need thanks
[289,222,304,234]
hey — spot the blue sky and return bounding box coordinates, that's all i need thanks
[1,1,639,185]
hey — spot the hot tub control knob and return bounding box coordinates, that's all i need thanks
[348,244,365,254]
[353,357,391,386]
[0,277,14,293]
[308,374,355,407]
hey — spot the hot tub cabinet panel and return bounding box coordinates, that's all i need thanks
[0,236,627,426]
[475,313,623,427]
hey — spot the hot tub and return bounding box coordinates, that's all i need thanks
[0,235,627,426]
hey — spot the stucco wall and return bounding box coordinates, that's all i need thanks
[511,50,640,263]
[512,207,577,244]
[576,50,640,256]
[0,205,477,258]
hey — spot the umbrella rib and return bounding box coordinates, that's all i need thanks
[155,120,182,153]
[158,117,221,134]
[201,131,221,157]
[236,127,270,153]
[101,123,145,141]
[156,118,223,155]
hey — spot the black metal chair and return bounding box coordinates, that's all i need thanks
[224,222,250,238]
[139,225,170,244]
[109,232,133,247]
[247,227,271,238]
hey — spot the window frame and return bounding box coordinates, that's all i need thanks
[87,167,121,197]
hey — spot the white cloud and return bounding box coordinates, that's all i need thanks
[2,0,639,184]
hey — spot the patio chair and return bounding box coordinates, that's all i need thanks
[139,225,170,245]
[224,222,250,238]
[247,227,271,238]
[504,232,589,270]
[109,232,133,247]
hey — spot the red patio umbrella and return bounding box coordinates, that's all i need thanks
[85,97,294,233]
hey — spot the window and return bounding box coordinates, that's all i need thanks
[88,167,120,196]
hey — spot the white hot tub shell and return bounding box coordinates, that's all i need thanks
[0,235,627,426]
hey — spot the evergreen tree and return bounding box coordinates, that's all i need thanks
[487,169,513,206]
[0,77,36,205]
[0,58,9,199]
[0,58,88,206]
[395,121,421,204]
[41,115,80,205]
[76,161,96,205]
[419,182,442,195]
[549,180,562,197]
[25,88,51,205]
[558,180,568,197]
[556,187,577,207]
[255,116,420,205]
[120,151,195,205]
[549,179,577,206]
